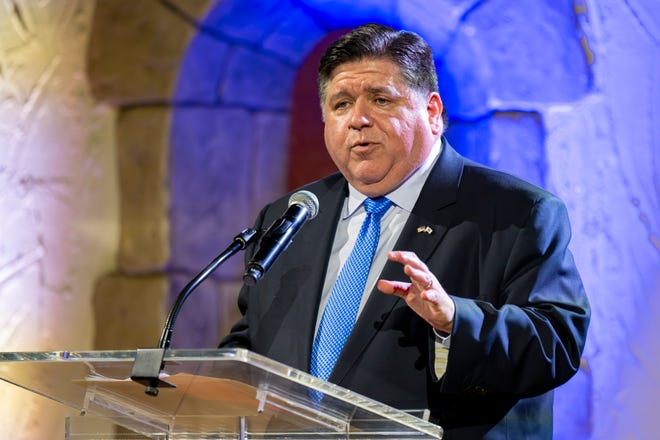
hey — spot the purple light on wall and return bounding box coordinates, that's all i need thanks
[171,0,660,437]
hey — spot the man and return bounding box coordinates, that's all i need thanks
[220,23,589,439]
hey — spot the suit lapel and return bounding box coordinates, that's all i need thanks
[328,140,465,384]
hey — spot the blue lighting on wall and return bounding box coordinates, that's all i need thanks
[171,1,660,438]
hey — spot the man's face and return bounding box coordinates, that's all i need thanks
[322,58,443,197]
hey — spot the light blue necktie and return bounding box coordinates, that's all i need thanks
[310,197,393,381]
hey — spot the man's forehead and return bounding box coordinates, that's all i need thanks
[328,57,401,78]
[326,60,403,91]
[327,85,399,100]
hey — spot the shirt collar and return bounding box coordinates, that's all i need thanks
[344,138,443,218]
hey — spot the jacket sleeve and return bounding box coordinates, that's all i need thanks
[440,196,590,397]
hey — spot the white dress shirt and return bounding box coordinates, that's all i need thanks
[314,138,444,335]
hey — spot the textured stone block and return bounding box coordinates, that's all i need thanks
[166,0,214,20]
[88,0,207,104]
[395,0,481,54]
[261,7,327,65]
[169,107,254,276]
[438,0,591,119]
[445,111,545,187]
[203,0,292,44]
[221,47,296,110]
[444,119,491,166]
[544,92,660,438]
[175,32,230,104]
[93,274,169,350]
[0,2,119,437]
[298,0,397,29]
[251,112,289,215]
[117,107,171,273]
[486,112,545,187]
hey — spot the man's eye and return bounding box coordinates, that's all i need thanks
[335,101,349,110]
[375,97,390,105]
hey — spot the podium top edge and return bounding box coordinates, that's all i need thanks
[0,348,248,362]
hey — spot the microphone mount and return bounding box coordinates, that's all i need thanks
[130,227,259,396]
[243,190,319,286]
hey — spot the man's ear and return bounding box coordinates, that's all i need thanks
[427,92,444,135]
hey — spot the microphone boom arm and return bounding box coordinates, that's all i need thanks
[158,227,259,350]
[131,227,258,396]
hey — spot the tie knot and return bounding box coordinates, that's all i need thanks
[363,197,392,217]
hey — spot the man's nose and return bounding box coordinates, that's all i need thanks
[348,99,372,130]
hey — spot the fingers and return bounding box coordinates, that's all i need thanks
[377,279,411,295]
[387,251,435,292]
[379,251,455,333]
[386,250,425,269]
[406,264,435,291]
[378,250,437,298]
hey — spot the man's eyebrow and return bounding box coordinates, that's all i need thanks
[327,90,352,102]
[327,86,400,103]
[364,86,397,95]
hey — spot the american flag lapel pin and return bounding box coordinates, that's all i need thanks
[417,226,433,234]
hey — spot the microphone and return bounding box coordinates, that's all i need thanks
[132,227,259,396]
[243,190,319,286]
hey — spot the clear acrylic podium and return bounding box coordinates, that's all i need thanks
[0,348,442,439]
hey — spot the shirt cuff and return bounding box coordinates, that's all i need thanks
[432,328,451,349]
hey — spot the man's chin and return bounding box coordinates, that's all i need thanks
[350,178,393,198]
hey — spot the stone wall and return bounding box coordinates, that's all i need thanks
[0,1,118,438]
[88,0,212,351]
[0,0,656,438]
[167,1,660,438]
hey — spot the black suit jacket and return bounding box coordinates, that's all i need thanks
[220,139,590,439]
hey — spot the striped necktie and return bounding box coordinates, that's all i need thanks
[310,197,392,381]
